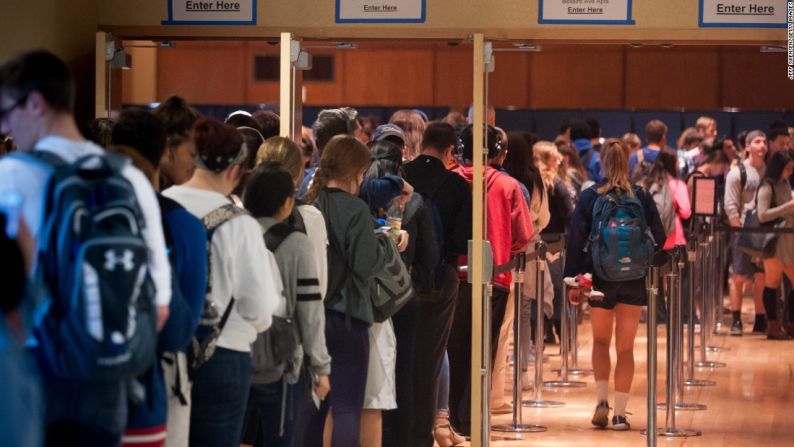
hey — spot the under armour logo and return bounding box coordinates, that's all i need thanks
[104,249,135,272]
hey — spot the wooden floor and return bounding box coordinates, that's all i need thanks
[475,303,794,446]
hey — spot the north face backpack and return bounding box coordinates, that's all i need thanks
[187,204,248,374]
[17,151,157,381]
[588,186,655,282]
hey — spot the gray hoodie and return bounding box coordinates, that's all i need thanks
[251,217,331,385]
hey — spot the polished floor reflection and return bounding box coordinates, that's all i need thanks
[479,304,794,446]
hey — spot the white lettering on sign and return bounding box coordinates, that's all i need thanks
[701,0,786,27]
[337,0,424,22]
[540,0,634,24]
[164,0,255,24]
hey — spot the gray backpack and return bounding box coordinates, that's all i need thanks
[649,182,676,236]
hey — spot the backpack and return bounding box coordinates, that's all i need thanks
[251,223,300,372]
[630,149,655,186]
[648,182,676,236]
[588,186,655,282]
[408,177,448,295]
[19,151,157,381]
[316,189,413,323]
[187,204,248,374]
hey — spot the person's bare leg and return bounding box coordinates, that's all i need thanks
[613,303,643,420]
[323,411,332,447]
[590,307,614,396]
[359,409,382,447]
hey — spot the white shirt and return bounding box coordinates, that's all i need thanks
[298,204,328,299]
[0,136,172,306]
[163,185,280,352]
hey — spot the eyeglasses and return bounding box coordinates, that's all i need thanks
[0,94,28,122]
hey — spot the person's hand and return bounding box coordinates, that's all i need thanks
[396,230,409,252]
[156,304,170,332]
[729,217,741,228]
[568,287,586,305]
[314,374,330,401]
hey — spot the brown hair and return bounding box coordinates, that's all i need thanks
[596,138,633,197]
[645,120,668,145]
[389,109,426,161]
[305,135,372,203]
[256,136,303,182]
[193,117,244,173]
[533,141,560,190]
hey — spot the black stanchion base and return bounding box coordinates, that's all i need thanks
[522,399,565,408]
[491,423,547,433]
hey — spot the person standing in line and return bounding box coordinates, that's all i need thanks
[163,118,281,447]
[724,131,769,336]
[565,139,667,431]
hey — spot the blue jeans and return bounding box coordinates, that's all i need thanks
[241,376,307,447]
[189,348,252,447]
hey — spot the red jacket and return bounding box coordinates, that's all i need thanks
[454,165,534,290]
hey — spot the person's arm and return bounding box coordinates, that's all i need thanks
[757,183,793,223]
[123,166,172,328]
[723,166,742,227]
[671,178,692,220]
[359,175,404,211]
[347,204,388,279]
[533,186,551,234]
[511,183,534,254]
[171,209,208,335]
[291,234,331,378]
[231,218,279,332]
[563,188,594,278]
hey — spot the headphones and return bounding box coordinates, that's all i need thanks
[460,124,503,159]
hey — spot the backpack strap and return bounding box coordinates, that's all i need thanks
[264,222,297,252]
[636,149,644,164]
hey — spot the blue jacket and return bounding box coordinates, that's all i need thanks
[573,139,603,184]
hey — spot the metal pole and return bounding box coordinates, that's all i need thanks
[493,252,546,434]
[684,238,715,387]
[544,277,585,388]
[656,257,702,438]
[523,241,565,408]
[641,266,660,444]
[670,248,707,411]
[696,228,726,369]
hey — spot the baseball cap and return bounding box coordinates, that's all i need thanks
[372,124,405,145]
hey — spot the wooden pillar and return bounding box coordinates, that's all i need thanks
[470,32,486,447]
[279,32,303,141]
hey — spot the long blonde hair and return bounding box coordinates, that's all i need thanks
[256,136,303,184]
[532,140,560,190]
[596,138,633,197]
[305,135,372,203]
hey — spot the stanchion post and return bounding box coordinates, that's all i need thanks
[544,271,585,388]
[696,225,726,369]
[685,239,715,387]
[523,241,565,408]
[641,266,660,445]
[493,252,546,434]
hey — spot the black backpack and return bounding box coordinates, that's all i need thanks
[412,175,450,295]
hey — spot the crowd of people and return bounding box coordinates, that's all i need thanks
[1,49,793,447]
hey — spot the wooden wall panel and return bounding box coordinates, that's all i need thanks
[625,47,720,110]
[721,48,794,111]
[488,52,530,108]
[342,48,435,106]
[156,42,247,104]
[433,47,473,111]
[529,45,625,109]
[303,50,346,106]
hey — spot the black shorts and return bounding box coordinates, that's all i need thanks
[589,277,648,310]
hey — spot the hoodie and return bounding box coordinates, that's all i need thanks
[454,165,533,290]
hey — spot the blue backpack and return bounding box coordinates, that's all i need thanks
[588,186,655,282]
[14,151,157,381]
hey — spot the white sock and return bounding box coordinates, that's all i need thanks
[596,380,608,403]
[614,392,629,416]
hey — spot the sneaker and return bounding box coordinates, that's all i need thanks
[612,415,631,431]
[564,273,592,289]
[591,401,609,428]
[752,317,767,334]
[491,403,513,415]
[730,319,743,336]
